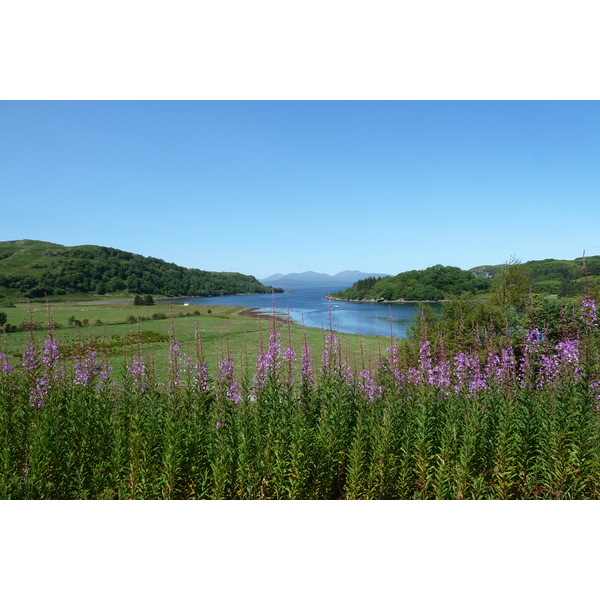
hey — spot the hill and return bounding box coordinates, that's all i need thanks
[334,255,600,302]
[334,265,490,301]
[470,255,600,296]
[260,270,390,287]
[0,240,273,299]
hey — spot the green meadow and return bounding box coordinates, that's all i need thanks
[0,299,386,379]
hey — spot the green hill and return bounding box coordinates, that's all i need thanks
[0,239,273,299]
[335,265,491,301]
[470,255,600,296]
[334,255,600,302]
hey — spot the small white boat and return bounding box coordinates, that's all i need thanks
[333,305,340,309]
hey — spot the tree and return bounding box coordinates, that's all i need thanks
[0,312,6,327]
[143,294,154,305]
[490,257,531,311]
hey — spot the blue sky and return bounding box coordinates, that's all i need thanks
[2,100,599,279]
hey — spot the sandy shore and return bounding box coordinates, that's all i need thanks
[238,307,292,325]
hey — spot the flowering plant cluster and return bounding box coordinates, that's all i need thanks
[1,293,600,500]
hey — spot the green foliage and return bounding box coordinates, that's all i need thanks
[338,265,491,302]
[490,258,532,311]
[0,239,271,299]
[133,294,154,306]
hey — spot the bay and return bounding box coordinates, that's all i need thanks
[167,286,436,338]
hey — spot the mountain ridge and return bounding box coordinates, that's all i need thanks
[260,270,390,287]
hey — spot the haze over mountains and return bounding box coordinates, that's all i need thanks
[260,270,390,287]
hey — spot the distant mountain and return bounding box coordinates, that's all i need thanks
[0,239,272,299]
[260,270,390,288]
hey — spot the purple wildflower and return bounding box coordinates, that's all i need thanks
[519,329,544,388]
[283,346,297,387]
[42,338,65,381]
[383,344,405,389]
[418,341,432,375]
[168,341,182,390]
[429,361,452,394]
[485,347,516,388]
[254,330,282,393]
[22,338,66,407]
[301,344,315,392]
[217,356,241,403]
[320,330,353,385]
[73,348,112,387]
[358,368,382,402]
[554,339,584,383]
[468,353,486,394]
[453,352,471,393]
[126,356,148,390]
[193,360,210,394]
[29,374,50,408]
[0,352,13,375]
[581,295,598,329]
[591,381,600,411]
[22,342,37,373]
[321,331,340,379]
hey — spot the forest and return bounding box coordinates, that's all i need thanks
[0,240,275,299]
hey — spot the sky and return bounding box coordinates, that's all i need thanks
[2,100,599,280]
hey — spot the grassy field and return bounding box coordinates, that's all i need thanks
[0,299,388,380]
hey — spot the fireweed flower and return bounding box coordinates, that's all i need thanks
[553,339,584,383]
[468,353,486,394]
[383,344,405,389]
[429,361,452,394]
[73,348,112,387]
[22,342,37,373]
[22,338,67,407]
[42,338,65,381]
[321,331,340,379]
[519,329,544,388]
[193,360,210,394]
[168,342,183,390]
[358,368,382,402]
[591,381,600,411]
[581,295,598,329]
[300,344,315,392]
[320,330,353,386]
[29,374,50,408]
[537,354,559,388]
[217,356,241,403]
[418,341,433,375]
[283,346,297,387]
[340,358,354,387]
[485,347,517,388]
[405,366,421,387]
[254,330,283,393]
[453,352,471,393]
[126,356,148,390]
[0,352,13,374]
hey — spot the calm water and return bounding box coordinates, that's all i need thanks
[167,286,436,338]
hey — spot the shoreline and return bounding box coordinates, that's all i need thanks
[237,306,292,326]
[327,296,446,305]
